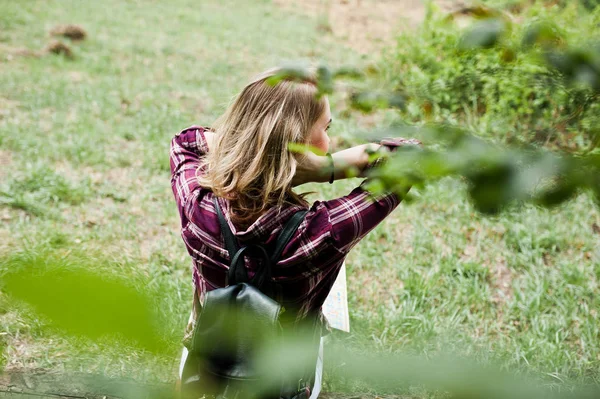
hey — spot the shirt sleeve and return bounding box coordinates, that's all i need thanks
[320,185,405,253]
[170,126,209,222]
[319,138,419,253]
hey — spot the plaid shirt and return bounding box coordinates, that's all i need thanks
[170,126,402,322]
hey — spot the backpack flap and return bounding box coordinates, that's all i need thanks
[191,283,283,380]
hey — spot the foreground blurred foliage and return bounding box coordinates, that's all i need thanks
[1,251,166,354]
[2,250,600,399]
[365,127,599,214]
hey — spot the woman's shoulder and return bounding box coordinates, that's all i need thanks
[173,125,214,153]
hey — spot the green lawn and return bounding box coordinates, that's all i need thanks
[1,0,599,396]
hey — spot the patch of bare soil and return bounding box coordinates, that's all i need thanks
[53,159,181,262]
[0,44,40,61]
[350,264,405,310]
[0,149,13,181]
[0,150,15,251]
[274,0,461,54]
[490,255,512,304]
[459,224,513,305]
[275,0,425,54]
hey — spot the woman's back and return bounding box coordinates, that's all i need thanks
[171,126,401,320]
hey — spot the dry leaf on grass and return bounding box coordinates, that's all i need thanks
[50,24,87,41]
[46,41,74,58]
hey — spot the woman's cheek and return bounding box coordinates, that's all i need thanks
[313,132,329,154]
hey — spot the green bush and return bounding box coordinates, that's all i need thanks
[381,2,600,150]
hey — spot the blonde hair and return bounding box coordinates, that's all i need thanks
[198,68,327,227]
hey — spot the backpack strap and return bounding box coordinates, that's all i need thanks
[213,196,240,259]
[213,196,250,285]
[253,209,307,292]
[213,195,308,289]
[230,244,269,287]
[271,209,308,264]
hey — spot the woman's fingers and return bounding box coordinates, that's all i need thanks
[381,137,422,147]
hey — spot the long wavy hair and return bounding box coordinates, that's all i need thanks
[197,68,327,227]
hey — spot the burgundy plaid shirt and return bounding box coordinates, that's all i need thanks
[170,126,402,321]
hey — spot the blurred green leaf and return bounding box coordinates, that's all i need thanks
[356,119,600,213]
[255,337,600,399]
[316,65,334,96]
[350,91,406,112]
[287,142,326,156]
[535,179,578,207]
[466,161,516,214]
[332,66,364,80]
[265,65,312,86]
[459,18,506,50]
[545,48,600,91]
[581,0,600,11]
[1,254,164,353]
[523,22,564,48]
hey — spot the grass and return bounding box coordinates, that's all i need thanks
[1,0,599,397]
[0,163,92,217]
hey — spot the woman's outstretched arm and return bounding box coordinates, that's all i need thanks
[203,131,412,187]
[203,130,380,187]
[292,143,382,186]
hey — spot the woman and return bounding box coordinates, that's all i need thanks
[170,68,418,398]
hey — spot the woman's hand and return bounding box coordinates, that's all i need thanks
[361,137,422,175]
[289,138,422,187]
[322,139,422,182]
[380,137,422,149]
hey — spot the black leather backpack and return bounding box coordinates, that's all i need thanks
[179,197,318,399]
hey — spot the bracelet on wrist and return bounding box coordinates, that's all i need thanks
[326,153,334,184]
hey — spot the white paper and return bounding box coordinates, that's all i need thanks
[322,263,350,332]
